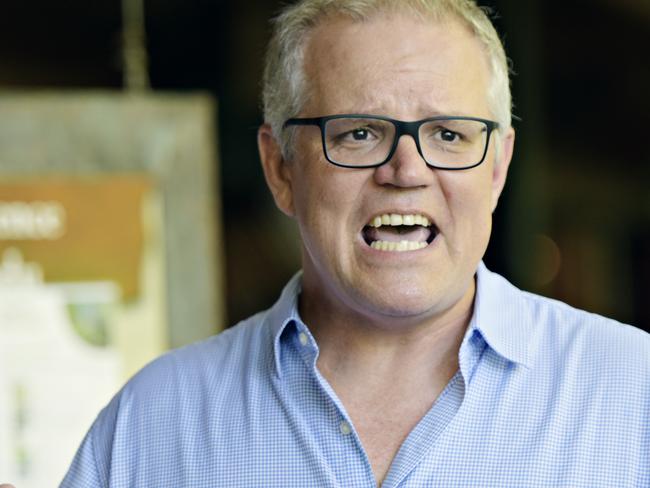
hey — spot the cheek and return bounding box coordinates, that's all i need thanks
[292,154,359,216]
[440,172,495,229]
[291,165,359,241]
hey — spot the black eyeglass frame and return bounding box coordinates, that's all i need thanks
[283,114,500,170]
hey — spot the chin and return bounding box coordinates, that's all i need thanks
[350,282,447,321]
[346,267,475,322]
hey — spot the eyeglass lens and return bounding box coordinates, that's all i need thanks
[324,117,489,167]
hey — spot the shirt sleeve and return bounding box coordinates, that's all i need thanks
[59,391,122,488]
[59,426,103,488]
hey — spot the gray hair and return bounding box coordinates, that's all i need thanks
[262,0,513,159]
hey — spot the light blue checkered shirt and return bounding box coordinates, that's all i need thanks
[61,263,650,487]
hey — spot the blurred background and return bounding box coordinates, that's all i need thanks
[0,0,648,484]
[1,0,647,330]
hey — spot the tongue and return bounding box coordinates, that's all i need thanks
[367,226,431,243]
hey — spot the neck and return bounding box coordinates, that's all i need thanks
[299,279,476,391]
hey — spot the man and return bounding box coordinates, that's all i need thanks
[56,0,649,486]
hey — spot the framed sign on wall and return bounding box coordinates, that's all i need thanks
[0,92,224,486]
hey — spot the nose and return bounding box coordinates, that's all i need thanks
[373,134,433,188]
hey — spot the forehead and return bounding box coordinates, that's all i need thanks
[302,12,491,119]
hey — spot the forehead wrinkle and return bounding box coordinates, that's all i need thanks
[339,67,467,118]
[352,96,452,119]
[312,57,457,117]
[303,14,490,118]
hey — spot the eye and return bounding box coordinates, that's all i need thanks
[439,129,459,142]
[339,126,378,144]
[326,118,388,149]
[351,128,370,140]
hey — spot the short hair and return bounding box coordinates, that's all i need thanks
[262,0,513,159]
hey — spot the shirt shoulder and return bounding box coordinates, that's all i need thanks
[123,309,273,401]
[521,289,650,364]
[60,310,276,487]
[477,264,650,385]
[511,289,650,409]
[122,272,302,397]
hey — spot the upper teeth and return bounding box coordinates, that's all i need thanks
[369,213,431,228]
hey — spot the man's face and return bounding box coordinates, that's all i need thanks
[260,13,514,327]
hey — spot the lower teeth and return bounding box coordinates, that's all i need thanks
[370,240,428,252]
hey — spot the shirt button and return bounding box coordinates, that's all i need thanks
[339,421,352,435]
[298,332,308,346]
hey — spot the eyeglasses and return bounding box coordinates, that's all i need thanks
[283,114,499,170]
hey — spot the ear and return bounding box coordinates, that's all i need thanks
[258,123,295,217]
[490,127,515,212]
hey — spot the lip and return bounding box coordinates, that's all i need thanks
[358,208,439,253]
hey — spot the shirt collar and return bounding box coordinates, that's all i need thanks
[265,262,534,380]
[264,271,305,379]
[469,261,533,368]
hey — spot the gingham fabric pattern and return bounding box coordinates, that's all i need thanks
[60,263,650,487]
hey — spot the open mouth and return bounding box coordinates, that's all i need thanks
[361,213,438,252]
